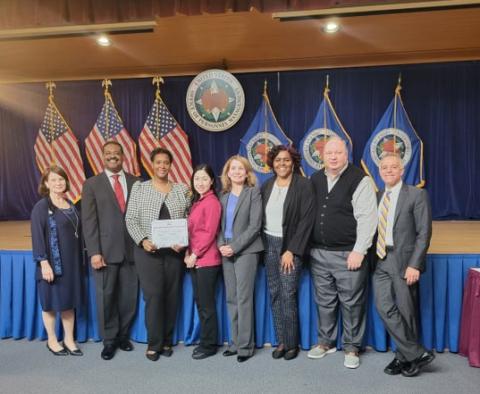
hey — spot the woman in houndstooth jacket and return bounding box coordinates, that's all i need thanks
[126,147,190,361]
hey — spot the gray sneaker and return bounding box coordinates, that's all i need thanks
[307,345,337,359]
[344,352,360,369]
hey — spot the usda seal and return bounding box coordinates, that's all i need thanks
[186,69,245,132]
[370,127,412,166]
[302,128,340,170]
[246,133,283,173]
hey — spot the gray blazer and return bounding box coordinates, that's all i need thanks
[379,183,432,273]
[81,171,139,264]
[218,186,263,255]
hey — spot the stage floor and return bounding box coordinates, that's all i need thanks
[1,220,479,253]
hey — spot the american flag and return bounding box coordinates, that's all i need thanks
[85,94,140,176]
[34,101,86,202]
[139,96,192,185]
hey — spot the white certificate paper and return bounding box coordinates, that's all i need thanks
[151,219,188,248]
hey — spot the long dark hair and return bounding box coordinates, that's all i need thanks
[191,164,216,203]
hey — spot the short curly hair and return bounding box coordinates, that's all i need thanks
[266,145,302,174]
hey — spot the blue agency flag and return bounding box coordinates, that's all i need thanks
[239,88,291,184]
[361,84,425,191]
[300,85,353,177]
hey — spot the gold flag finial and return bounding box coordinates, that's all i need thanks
[46,81,56,102]
[395,73,402,94]
[263,80,268,97]
[153,76,164,99]
[324,75,330,96]
[102,79,112,97]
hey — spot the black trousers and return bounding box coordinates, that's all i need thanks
[134,247,183,351]
[93,260,138,346]
[191,265,221,352]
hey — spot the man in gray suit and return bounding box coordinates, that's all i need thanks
[373,152,434,377]
[82,141,139,360]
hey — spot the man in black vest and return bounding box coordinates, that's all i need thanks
[307,138,377,369]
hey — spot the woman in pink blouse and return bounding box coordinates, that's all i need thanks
[185,164,222,360]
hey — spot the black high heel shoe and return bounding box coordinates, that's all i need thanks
[64,343,83,356]
[146,350,160,361]
[46,343,68,356]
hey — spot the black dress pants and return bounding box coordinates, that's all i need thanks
[134,247,183,351]
[191,265,221,353]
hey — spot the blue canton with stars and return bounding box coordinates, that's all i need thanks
[145,99,177,139]
[40,104,68,143]
[97,98,124,138]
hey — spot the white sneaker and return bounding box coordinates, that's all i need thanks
[307,345,337,359]
[344,353,360,369]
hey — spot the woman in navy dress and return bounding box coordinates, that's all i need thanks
[31,166,84,356]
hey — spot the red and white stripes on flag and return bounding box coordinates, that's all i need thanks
[34,101,86,202]
[139,96,193,185]
[85,94,140,176]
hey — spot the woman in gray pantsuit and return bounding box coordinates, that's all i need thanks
[218,155,263,363]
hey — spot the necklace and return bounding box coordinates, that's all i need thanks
[59,206,80,238]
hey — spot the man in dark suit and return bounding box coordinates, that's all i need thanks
[82,141,139,360]
[373,152,434,377]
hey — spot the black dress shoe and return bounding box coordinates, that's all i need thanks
[64,344,83,356]
[384,358,404,375]
[272,347,286,359]
[161,346,173,357]
[401,351,435,377]
[118,339,134,352]
[192,350,216,360]
[237,355,252,363]
[46,343,68,356]
[101,344,117,360]
[223,350,237,357]
[146,351,160,361]
[284,348,299,361]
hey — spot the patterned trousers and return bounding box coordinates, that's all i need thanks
[263,233,302,350]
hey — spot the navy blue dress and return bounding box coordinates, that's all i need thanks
[31,198,84,312]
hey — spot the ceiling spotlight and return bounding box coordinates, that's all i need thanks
[323,21,340,34]
[96,35,111,46]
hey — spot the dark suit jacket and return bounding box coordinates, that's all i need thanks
[217,186,264,255]
[375,183,432,274]
[261,173,315,257]
[81,171,138,264]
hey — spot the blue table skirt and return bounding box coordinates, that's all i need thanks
[1,251,479,352]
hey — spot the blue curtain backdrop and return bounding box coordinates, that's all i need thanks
[1,61,480,220]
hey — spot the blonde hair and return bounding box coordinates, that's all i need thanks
[220,155,257,193]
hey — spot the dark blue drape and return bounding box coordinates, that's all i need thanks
[1,250,479,352]
[1,61,480,220]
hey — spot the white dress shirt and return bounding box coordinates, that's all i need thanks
[104,169,128,201]
[379,180,403,247]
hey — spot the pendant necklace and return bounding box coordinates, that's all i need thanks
[60,206,80,238]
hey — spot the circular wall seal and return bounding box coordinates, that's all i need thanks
[246,132,283,173]
[186,69,245,132]
[369,127,412,167]
[302,128,340,170]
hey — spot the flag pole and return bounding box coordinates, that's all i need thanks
[323,75,330,137]
[153,76,164,137]
[393,74,402,153]
[263,80,269,172]
[45,81,56,166]
[102,79,112,139]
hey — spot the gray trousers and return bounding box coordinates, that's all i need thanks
[222,253,258,357]
[264,234,302,350]
[310,248,367,353]
[93,260,138,346]
[373,252,425,362]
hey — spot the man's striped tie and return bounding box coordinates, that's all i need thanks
[376,191,391,259]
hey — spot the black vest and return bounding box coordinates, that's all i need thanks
[310,164,365,251]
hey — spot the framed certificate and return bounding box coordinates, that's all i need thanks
[151,219,188,248]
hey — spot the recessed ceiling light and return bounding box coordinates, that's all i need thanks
[96,35,111,46]
[323,21,340,34]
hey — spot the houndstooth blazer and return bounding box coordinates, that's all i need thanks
[125,180,191,245]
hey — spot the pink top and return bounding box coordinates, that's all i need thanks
[188,190,222,268]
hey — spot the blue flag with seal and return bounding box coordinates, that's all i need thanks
[361,80,425,191]
[239,83,291,184]
[300,78,353,177]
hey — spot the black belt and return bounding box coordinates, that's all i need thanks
[386,246,394,252]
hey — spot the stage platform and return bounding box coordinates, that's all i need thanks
[1,220,479,253]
